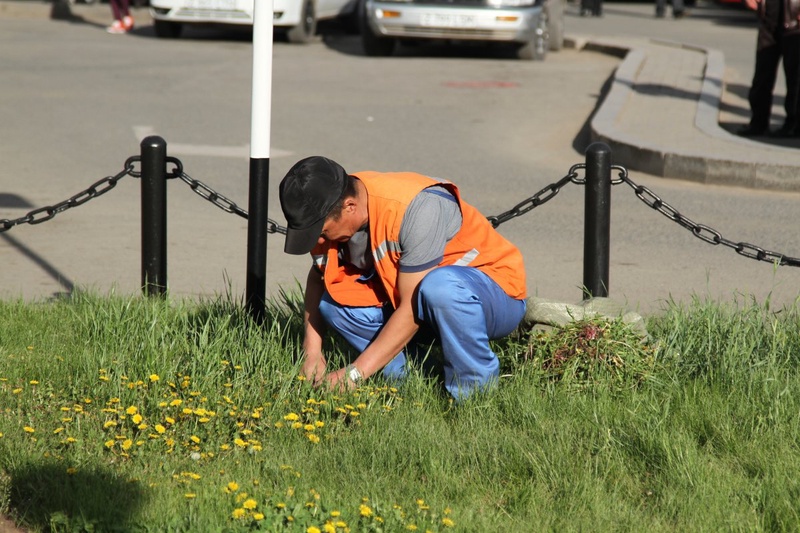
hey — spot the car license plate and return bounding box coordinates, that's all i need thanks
[187,0,236,10]
[420,13,477,28]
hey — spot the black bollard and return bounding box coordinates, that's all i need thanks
[583,142,611,299]
[140,136,168,297]
[246,158,269,324]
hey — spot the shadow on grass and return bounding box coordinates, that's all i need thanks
[10,461,147,532]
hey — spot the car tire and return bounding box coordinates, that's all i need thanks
[286,0,318,43]
[517,9,548,60]
[154,20,183,38]
[360,0,396,56]
[546,0,564,51]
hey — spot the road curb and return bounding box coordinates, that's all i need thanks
[567,34,800,192]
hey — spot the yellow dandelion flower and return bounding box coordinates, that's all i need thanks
[315,420,325,428]
[234,438,247,447]
[231,508,246,519]
[406,525,418,531]
[121,439,133,450]
[323,524,336,533]
[291,422,303,430]
[334,520,347,528]
[226,481,239,493]
[243,498,257,510]
[66,467,77,475]
[65,437,77,443]
[304,424,315,432]
[198,417,210,423]
[442,517,455,527]
[150,374,160,382]
[169,399,182,407]
[359,504,373,517]
[274,422,285,428]
[132,414,143,424]
[283,412,300,421]
[155,424,166,434]
[126,406,138,415]
[276,502,286,509]
[253,513,265,521]
[444,507,452,515]
[307,527,321,533]
[104,439,115,448]
[190,435,201,444]
[220,444,231,451]
[103,420,117,429]
[307,434,320,444]
[330,511,341,517]
[185,493,197,499]
[164,416,175,425]
[23,426,35,433]
[53,427,64,434]
[29,380,39,385]
[11,388,22,394]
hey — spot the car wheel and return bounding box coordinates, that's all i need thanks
[517,9,548,60]
[360,0,396,56]
[154,20,183,38]
[287,0,317,43]
[546,0,564,51]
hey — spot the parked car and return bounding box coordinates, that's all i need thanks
[150,0,357,41]
[360,0,564,60]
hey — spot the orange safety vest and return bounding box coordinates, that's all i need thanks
[311,171,527,308]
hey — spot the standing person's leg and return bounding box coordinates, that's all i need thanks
[778,33,800,134]
[671,0,685,17]
[318,293,409,379]
[109,0,122,21]
[744,29,782,134]
[415,266,526,402]
[655,0,667,17]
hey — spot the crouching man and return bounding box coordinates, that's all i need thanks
[279,156,527,401]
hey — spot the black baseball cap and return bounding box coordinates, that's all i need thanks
[279,156,350,255]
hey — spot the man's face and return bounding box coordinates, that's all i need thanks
[319,207,358,245]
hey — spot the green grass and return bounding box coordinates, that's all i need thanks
[1,290,799,532]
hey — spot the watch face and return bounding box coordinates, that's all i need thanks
[348,367,362,383]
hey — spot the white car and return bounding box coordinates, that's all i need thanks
[360,0,564,60]
[150,0,357,42]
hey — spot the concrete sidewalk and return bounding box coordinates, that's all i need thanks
[563,1,800,192]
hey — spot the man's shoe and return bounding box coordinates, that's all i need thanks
[771,123,798,137]
[736,125,768,137]
[123,16,134,30]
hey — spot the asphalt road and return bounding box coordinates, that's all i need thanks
[1,0,798,314]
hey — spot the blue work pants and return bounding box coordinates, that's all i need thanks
[318,266,526,401]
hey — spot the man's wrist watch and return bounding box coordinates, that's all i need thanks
[345,364,364,384]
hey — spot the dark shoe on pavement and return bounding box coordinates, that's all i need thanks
[770,123,798,137]
[736,125,768,137]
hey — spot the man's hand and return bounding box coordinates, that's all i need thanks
[318,367,356,392]
[743,0,758,11]
[301,352,327,385]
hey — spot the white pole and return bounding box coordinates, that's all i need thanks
[250,0,273,159]
[246,0,274,322]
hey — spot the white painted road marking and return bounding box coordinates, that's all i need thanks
[133,126,293,159]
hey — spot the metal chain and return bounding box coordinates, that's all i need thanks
[175,171,287,235]
[612,165,800,267]
[487,164,585,228]
[0,165,134,233]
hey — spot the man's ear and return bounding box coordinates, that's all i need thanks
[343,197,358,213]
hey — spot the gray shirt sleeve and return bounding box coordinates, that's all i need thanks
[398,186,463,272]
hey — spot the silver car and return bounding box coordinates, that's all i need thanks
[360,0,564,60]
